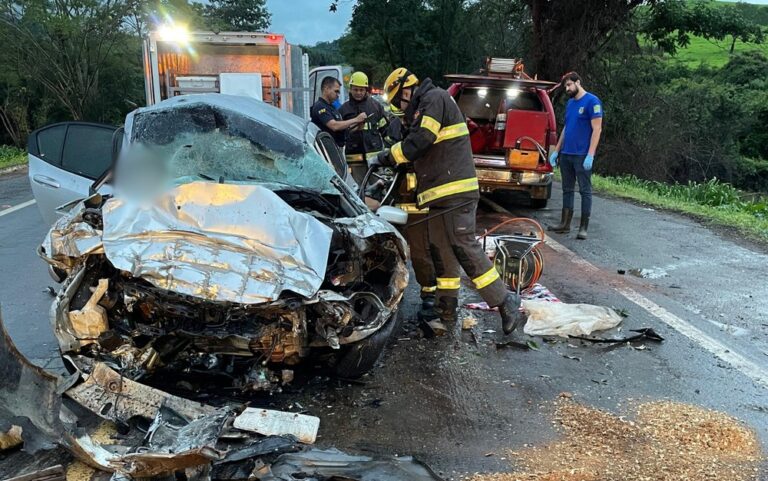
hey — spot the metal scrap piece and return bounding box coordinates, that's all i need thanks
[65,362,216,424]
[258,448,444,481]
[2,465,66,481]
[110,407,230,477]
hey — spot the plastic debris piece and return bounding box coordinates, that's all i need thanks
[233,408,320,444]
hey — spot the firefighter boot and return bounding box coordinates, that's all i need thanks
[548,208,573,234]
[421,293,436,311]
[436,296,459,324]
[499,292,525,335]
[577,215,590,240]
[417,296,449,338]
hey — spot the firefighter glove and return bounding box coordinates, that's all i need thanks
[583,154,594,171]
[371,149,393,168]
[548,150,559,167]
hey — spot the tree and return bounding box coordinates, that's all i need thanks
[0,0,141,120]
[522,0,651,81]
[204,0,271,32]
[642,0,764,55]
[302,40,346,67]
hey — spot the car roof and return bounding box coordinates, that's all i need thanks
[126,94,317,143]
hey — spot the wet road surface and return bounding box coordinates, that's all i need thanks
[1,170,766,478]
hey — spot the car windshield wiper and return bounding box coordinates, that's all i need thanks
[197,173,215,181]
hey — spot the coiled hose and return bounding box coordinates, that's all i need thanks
[480,217,546,291]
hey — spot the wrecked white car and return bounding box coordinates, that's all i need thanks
[36,95,409,392]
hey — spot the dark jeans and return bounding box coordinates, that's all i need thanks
[560,153,592,217]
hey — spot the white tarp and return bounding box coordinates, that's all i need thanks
[522,299,623,338]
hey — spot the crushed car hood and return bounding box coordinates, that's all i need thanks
[101,181,333,304]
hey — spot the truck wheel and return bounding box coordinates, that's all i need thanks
[334,312,400,379]
[531,198,548,209]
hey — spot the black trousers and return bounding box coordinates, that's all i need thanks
[426,200,507,307]
[405,213,437,299]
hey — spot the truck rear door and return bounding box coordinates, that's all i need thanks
[309,66,345,104]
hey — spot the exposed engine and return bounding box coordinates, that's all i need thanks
[50,193,408,393]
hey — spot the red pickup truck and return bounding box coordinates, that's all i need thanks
[446,58,557,208]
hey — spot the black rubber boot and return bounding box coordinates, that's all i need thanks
[576,215,590,240]
[499,293,525,335]
[421,293,436,311]
[436,297,458,324]
[547,208,573,233]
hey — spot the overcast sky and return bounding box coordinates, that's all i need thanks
[266,0,354,46]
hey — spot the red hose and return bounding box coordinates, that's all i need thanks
[483,217,546,291]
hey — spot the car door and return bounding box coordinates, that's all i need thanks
[308,66,345,104]
[28,122,117,225]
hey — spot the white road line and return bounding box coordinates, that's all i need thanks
[480,197,768,390]
[617,286,768,390]
[0,199,36,218]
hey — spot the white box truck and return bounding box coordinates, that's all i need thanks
[142,30,347,120]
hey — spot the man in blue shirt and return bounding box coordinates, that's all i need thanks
[310,76,366,147]
[548,72,603,240]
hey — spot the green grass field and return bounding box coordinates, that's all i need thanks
[671,35,768,68]
[0,146,26,170]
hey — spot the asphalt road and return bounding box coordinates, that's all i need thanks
[1,168,766,478]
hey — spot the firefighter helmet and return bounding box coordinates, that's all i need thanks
[349,71,369,88]
[384,68,418,104]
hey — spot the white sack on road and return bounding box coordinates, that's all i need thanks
[521,299,623,337]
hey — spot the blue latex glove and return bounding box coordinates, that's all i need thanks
[548,150,558,167]
[583,154,594,171]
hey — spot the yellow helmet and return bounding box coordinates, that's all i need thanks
[349,71,369,88]
[384,68,418,103]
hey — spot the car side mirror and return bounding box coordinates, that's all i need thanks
[376,206,408,225]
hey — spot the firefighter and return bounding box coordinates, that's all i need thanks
[339,72,389,184]
[375,68,525,335]
[385,105,438,317]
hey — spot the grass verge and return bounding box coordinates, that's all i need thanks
[0,146,27,170]
[555,171,768,243]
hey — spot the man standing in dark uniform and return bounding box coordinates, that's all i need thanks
[376,68,525,335]
[339,72,389,183]
[310,76,366,148]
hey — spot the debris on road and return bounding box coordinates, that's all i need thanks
[233,408,320,444]
[462,316,478,330]
[263,448,444,480]
[465,284,560,312]
[468,398,763,481]
[0,425,23,451]
[0,312,444,480]
[628,267,669,279]
[571,327,665,344]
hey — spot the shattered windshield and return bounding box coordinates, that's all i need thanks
[128,103,337,194]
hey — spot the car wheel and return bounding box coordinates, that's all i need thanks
[334,311,401,379]
[531,198,548,209]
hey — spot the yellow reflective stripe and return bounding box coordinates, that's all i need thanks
[395,203,429,214]
[391,142,409,165]
[436,277,461,290]
[435,122,469,143]
[377,117,387,128]
[420,115,441,137]
[417,177,479,205]
[473,267,500,290]
[421,285,437,293]
[346,151,382,163]
[406,173,417,191]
